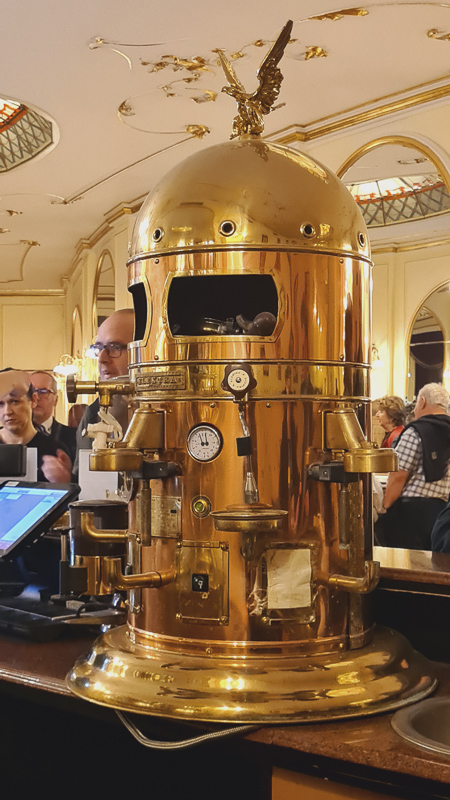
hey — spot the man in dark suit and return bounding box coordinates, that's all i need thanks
[30,370,77,466]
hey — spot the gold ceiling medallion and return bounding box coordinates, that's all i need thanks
[310,8,368,21]
[428,28,450,40]
[217,19,293,139]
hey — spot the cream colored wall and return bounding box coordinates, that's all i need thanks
[0,294,67,422]
[371,243,450,400]
[0,295,66,371]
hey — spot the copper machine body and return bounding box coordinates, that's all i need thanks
[67,136,435,723]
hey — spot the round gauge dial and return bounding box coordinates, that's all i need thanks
[187,425,222,462]
[227,369,251,393]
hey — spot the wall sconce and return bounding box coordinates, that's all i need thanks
[53,354,80,377]
[372,344,384,369]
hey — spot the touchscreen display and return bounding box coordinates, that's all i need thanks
[0,482,76,557]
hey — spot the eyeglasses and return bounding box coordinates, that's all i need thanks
[35,388,56,396]
[91,342,128,358]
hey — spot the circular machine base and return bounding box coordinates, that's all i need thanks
[67,624,436,724]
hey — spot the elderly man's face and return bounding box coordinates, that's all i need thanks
[94,313,134,380]
[31,372,58,425]
[0,390,35,435]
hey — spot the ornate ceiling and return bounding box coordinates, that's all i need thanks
[3,0,450,289]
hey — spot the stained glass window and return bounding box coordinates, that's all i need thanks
[0,97,53,172]
[347,175,450,228]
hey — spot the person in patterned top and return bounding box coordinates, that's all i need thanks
[380,382,450,550]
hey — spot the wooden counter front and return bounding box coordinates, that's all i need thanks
[1,629,450,799]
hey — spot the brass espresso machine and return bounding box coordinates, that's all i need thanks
[66,23,435,722]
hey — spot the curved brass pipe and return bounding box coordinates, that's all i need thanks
[104,559,176,590]
[82,512,127,542]
[328,560,380,594]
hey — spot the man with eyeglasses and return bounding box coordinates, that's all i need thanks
[0,369,73,483]
[30,371,77,465]
[74,308,134,475]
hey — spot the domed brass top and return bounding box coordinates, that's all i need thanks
[129,137,370,262]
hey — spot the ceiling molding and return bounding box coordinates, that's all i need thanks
[0,289,65,296]
[372,235,450,255]
[64,199,145,285]
[270,79,450,143]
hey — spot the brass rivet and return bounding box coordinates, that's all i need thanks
[154,355,159,360]
[266,403,271,408]
[210,403,215,408]
[176,613,182,621]
[220,616,228,624]
[206,648,212,655]
[154,258,159,264]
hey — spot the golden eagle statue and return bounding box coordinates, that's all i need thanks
[217,19,293,139]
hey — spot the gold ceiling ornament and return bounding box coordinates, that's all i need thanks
[141,54,214,75]
[186,124,210,138]
[217,19,294,139]
[118,100,134,117]
[191,90,217,104]
[304,46,328,60]
[0,239,40,283]
[428,28,450,40]
[310,8,368,21]
[158,77,216,102]
[88,36,185,70]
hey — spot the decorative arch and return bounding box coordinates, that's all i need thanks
[406,280,450,398]
[336,135,450,195]
[71,305,83,358]
[92,249,115,337]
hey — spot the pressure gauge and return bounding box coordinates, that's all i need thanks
[187,424,222,462]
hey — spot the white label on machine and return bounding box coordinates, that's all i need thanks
[266,548,312,609]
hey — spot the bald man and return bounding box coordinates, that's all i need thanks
[0,369,72,483]
[74,309,134,475]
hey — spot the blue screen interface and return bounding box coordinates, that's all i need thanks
[0,484,66,553]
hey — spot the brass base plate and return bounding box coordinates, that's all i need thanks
[67,625,436,724]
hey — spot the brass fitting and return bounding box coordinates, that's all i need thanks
[324,409,398,473]
[103,558,176,590]
[81,511,128,542]
[66,375,133,408]
[328,560,380,594]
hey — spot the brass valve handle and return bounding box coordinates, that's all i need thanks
[66,375,133,407]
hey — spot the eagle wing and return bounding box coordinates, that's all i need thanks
[216,49,247,95]
[254,19,293,114]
